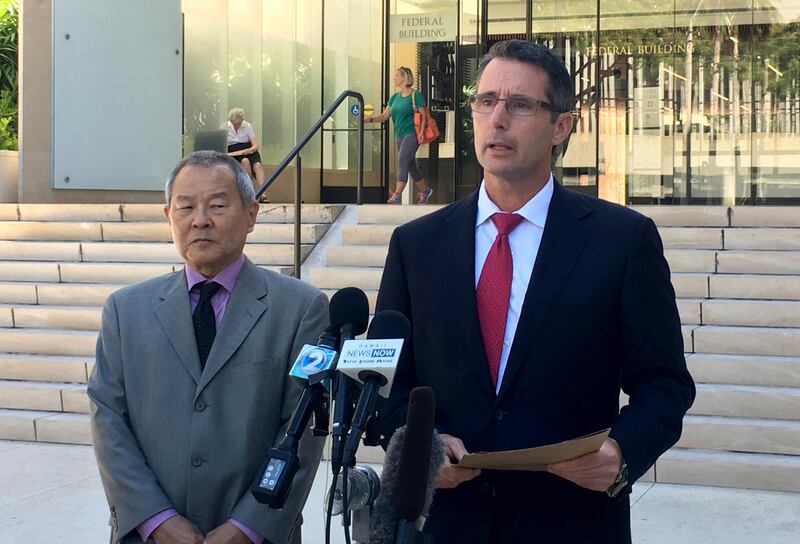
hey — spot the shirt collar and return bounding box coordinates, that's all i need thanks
[185,253,246,294]
[476,174,554,229]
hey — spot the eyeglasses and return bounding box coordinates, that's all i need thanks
[468,93,562,117]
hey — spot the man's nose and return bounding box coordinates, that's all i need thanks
[191,207,212,228]
[489,101,510,129]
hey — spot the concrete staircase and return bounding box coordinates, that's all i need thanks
[310,204,800,493]
[0,202,343,445]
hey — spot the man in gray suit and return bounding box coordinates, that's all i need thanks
[88,151,328,544]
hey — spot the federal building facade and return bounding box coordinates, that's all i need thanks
[16,0,800,206]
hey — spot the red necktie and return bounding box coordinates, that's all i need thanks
[476,213,524,388]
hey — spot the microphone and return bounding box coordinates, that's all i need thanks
[251,325,339,507]
[329,286,370,343]
[327,286,370,474]
[251,287,369,508]
[370,386,443,544]
[338,310,411,469]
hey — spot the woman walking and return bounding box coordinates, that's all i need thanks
[365,67,434,204]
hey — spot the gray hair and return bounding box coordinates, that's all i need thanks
[397,67,414,87]
[228,107,245,124]
[165,150,256,208]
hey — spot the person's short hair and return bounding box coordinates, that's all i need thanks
[397,66,414,87]
[165,150,256,208]
[228,107,245,124]
[476,40,574,122]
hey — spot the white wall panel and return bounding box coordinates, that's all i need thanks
[53,0,182,190]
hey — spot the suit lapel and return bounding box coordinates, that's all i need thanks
[439,192,497,401]
[196,258,268,396]
[497,182,593,401]
[155,271,203,384]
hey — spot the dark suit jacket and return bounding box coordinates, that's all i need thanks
[376,182,695,543]
[89,258,328,544]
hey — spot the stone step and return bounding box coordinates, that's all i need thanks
[17,204,122,222]
[0,353,91,383]
[709,274,800,301]
[341,225,396,246]
[0,261,61,282]
[687,353,800,388]
[632,206,730,227]
[309,267,384,291]
[678,415,800,456]
[659,227,724,249]
[0,282,38,304]
[0,305,9,326]
[4,304,101,331]
[677,298,702,325]
[0,408,91,444]
[253,204,345,224]
[672,273,709,298]
[0,221,103,241]
[694,325,800,357]
[664,249,717,273]
[35,283,121,307]
[657,448,800,493]
[0,328,97,357]
[724,228,800,250]
[0,380,68,412]
[0,241,81,261]
[689,383,800,421]
[326,245,388,267]
[356,204,442,224]
[0,203,18,221]
[702,299,800,328]
[717,250,800,275]
[61,385,90,413]
[58,262,177,284]
[729,207,800,228]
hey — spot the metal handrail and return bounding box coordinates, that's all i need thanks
[256,90,365,278]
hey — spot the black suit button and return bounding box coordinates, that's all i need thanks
[493,409,505,421]
[194,401,206,412]
[480,482,491,494]
[192,457,203,467]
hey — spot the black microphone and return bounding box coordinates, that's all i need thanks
[340,310,411,470]
[370,386,443,544]
[250,325,339,507]
[329,286,369,343]
[327,287,370,474]
[251,287,368,508]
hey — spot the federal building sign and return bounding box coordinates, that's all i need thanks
[390,13,456,43]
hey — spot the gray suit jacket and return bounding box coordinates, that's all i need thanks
[88,258,328,544]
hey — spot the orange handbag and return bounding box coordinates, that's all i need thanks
[412,91,440,144]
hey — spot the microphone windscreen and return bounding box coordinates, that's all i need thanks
[330,287,369,335]
[392,386,436,520]
[367,309,411,342]
[369,387,443,544]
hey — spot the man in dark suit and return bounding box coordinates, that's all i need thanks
[89,151,327,544]
[376,40,695,543]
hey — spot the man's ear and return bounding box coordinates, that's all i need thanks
[247,200,259,233]
[551,111,574,147]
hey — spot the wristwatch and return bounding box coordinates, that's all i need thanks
[606,456,629,498]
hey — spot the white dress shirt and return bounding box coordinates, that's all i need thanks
[227,120,256,145]
[475,176,553,393]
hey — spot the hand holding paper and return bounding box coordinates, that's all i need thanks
[436,433,481,489]
[547,437,622,492]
